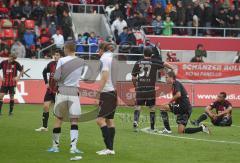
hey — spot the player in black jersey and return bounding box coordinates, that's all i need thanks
[191,92,232,127]
[159,71,210,134]
[35,51,61,132]
[131,48,174,132]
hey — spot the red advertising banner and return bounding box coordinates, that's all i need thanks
[173,62,240,83]
[147,36,240,51]
[3,80,240,107]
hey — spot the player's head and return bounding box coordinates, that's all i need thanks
[217,92,227,102]
[166,71,176,84]
[53,50,61,61]
[98,42,107,56]
[64,41,76,56]
[9,53,17,62]
[143,48,153,58]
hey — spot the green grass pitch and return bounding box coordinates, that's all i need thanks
[0,104,240,163]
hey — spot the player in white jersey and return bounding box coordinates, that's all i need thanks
[96,43,117,155]
[47,42,84,154]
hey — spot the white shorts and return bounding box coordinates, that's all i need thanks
[53,93,81,121]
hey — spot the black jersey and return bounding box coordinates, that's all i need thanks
[172,80,191,109]
[210,100,232,115]
[132,57,164,89]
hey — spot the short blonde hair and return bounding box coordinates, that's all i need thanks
[64,41,76,53]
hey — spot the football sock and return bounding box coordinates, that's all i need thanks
[70,125,78,149]
[184,127,202,134]
[196,113,208,124]
[9,100,14,113]
[100,125,110,149]
[160,111,171,131]
[0,100,3,113]
[53,127,61,147]
[42,112,49,128]
[150,112,155,130]
[108,127,115,150]
[134,109,140,123]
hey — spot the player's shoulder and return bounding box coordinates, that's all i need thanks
[224,100,232,106]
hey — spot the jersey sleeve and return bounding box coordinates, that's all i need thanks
[210,101,217,109]
[225,101,232,108]
[100,58,110,72]
[42,62,51,84]
[174,81,182,93]
[16,62,23,71]
[131,62,139,77]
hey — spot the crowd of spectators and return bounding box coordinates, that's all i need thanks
[0,0,73,58]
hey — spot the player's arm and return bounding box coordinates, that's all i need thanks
[163,62,174,71]
[169,91,181,103]
[42,64,50,87]
[54,59,62,82]
[131,62,139,88]
[15,63,24,81]
[205,105,216,119]
[98,71,109,93]
[217,105,232,117]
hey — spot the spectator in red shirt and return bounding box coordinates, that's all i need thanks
[166,51,179,62]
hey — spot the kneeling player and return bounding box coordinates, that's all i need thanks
[159,71,210,134]
[0,53,23,116]
[131,48,173,132]
[35,51,61,131]
[191,92,232,127]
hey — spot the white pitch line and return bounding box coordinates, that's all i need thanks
[141,127,240,145]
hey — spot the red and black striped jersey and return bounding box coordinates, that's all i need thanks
[43,61,57,93]
[210,100,232,115]
[0,60,23,87]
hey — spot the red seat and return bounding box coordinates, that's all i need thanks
[3,29,14,38]
[25,20,35,29]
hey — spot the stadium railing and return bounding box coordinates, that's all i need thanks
[38,43,56,58]
[141,26,240,38]
[67,3,105,14]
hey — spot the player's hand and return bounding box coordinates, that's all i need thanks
[14,77,20,82]
[45,83,49,88]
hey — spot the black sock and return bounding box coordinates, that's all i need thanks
[160,111,171,131]
[42,112,49,128]
[134,110,140,122]
[184,127,203,134]
[9,100,14,113]
[100,126,110,149]
[150,112,155,130]
[196,113,208,123]
[108,127,115,150]
[0,100,3,113]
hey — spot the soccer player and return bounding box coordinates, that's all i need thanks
[191,92,232,127]
[35,51,61,132]
[159,71,210,134]
[96,42,117,155]
[131,48,174,132]
[0,53,23,116]
[47,42,84,154]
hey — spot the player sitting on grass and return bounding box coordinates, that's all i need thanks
[191,92,232,127]
[131,48,174,132]
[0,53,23,116]
[159,71,210,134]
[35,51,62,132]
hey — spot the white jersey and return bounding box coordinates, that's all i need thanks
[55,55,84,88]
[100,51,115,92]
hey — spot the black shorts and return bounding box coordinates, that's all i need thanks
[44,90,56,103]
[212,116,232,126]
[136,89,155,107]
[98,91,117,119]
[0,86,15,95]
[169,103,192,126]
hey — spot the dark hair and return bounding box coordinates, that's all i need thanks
[144,48,152,57]
[197,44,203,49]
[220,92,227,98]
[167,71,176,80]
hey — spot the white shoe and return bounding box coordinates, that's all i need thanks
[201,124,210,134]
[159,128,172,134]
[97,149,115,155]
[47,147,59,153]
[35,127,48,132]
[70,148,84,154]
[96,149,107,154]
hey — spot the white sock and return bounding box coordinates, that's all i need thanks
[52,133,60,148]
[70,130,78,149]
